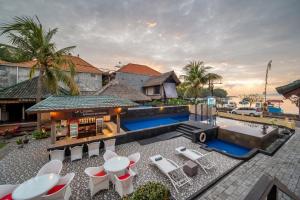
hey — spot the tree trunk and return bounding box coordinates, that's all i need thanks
[36,68,44,131]
[194,96,198,121]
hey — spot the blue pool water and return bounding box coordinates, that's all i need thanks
[205,139,251,157]
[122,114,189,131]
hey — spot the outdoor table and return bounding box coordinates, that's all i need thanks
[104,156,130,173]
[12,173,60,200]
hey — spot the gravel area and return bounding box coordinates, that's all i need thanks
[0,136,240,200]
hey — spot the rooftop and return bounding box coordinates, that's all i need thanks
[143,71,180,87]
[117,63,161,76]
[95,80,151,102]
[0,55,103,74]
[276,79,300,97]
[26,95,138,113]
[0,77,68,100]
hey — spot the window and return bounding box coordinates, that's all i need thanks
[91,73,95,77]
[154,86,160,94]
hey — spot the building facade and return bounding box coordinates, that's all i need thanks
[115,63,180,100]
[0,55,103,94]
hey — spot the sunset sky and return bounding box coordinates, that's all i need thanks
[0,0,299,96]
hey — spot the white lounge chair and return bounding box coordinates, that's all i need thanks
[42,173,75,200]
[103,150,118,162]
[70,146,83,161]
[114,172,134,198]
[49,149,65,162]
[87,142,100,158]
[175,146,214,174]
[104,139,116,152]
[0,184,18,200]
[84,166,109,197]
[37,160,63,176]
[150,155,192,193]
[128,152,140,176]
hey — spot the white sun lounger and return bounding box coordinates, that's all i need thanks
[175,146,214,174]
[150,154,192,193]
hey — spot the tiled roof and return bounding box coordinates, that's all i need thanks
[95,80,151,102]
[276,80,300,96]
[26,95,138,113]
[0,77,69,99]
[143,71,180,87]
[2,55,102,74]
[0,59,9,65]
[117,63,161,76]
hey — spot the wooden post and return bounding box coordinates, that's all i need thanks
[22,104,25,121]
[51,119,56,144]
[116,113,120,134]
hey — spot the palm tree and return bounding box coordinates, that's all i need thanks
[206,73,222,96]
[0,16,79,131]
[264,60,272,113]
[181,61,211,119]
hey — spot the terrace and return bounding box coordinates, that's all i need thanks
[0,104,299,200]
[0,136,240,199]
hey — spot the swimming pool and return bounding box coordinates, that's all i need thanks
[205,139,251,157]
[122,114,189,131]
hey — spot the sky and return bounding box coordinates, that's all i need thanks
[0,0,299,96]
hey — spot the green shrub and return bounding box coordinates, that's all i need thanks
[16,138,23,145]
[32,129,50,139]
[123,182,170,200]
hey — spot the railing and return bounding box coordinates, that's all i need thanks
[244,174,300,200]
[217,112,295,129]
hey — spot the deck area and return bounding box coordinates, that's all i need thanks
[198,127,300,199]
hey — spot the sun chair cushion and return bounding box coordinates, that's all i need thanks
[95,170,106,177]
[155,156,162,161]
[47,184,65,195]
[0,193,12,200]
[129,160,135,166]
[118,173,130,180]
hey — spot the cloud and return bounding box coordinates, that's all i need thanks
[0,0,299,95]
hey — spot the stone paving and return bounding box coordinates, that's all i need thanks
[0,136,240,200]
[198,128,300,200]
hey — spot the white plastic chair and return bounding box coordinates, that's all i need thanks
[103,150,118,162]
[84,166,109,197]
[87,142,100,158]
[70,146,83,161]
[0,184,18,199]
[104,139,116,152]
[128,152,141,176]
[42,173,75,200]
[114,173,134,198]
[37,160,63,176]
[50,149,65,161]
[175,146,215,174]
[150,154,192,193]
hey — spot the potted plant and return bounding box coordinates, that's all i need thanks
[16,138,23,148]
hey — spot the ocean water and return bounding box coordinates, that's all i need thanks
[230,95,298,115]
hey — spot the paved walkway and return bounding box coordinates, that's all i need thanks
[198,128,300,200]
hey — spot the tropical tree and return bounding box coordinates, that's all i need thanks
[206,73,222,96]
[242,94,263,107]
[264,60,272,112]
[180,61,222,119]
[0,16,79,131]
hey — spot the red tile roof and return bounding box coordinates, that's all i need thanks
[2,55,102,74]
[117,63,161,76]
[0,59,8,65]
